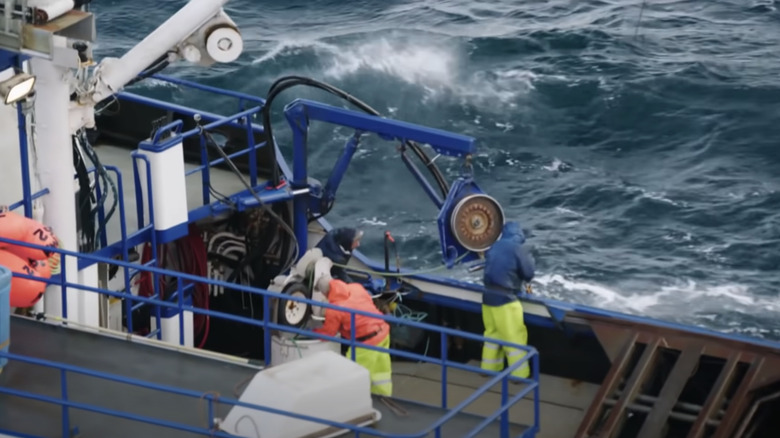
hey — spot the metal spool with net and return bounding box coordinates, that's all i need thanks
[450,194,505,252]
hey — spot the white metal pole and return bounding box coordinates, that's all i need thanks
[90,0,229,103]
[30,58,95,325]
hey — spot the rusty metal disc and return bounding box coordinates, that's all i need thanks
[450,194,505,252]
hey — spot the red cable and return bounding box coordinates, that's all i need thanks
[183,223,210,349]
[135,225,211,348]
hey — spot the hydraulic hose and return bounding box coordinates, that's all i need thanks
[261,76,451,211]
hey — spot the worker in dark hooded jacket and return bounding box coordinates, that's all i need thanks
[315,227,363,283]
[481,221,535,379]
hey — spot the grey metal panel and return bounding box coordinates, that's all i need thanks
[0,318,528,437]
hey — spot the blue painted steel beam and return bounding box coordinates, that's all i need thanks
[16,102,32,218]
[285,101,311,257]
[186,184,297,222]
[0,49,29,70]
[284,99,476,157]
[318,134,361,212]
[283,98,477,258]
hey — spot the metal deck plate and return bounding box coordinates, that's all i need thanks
[369,396,527,437]
[0,317,258,438]
[0,318,529,438]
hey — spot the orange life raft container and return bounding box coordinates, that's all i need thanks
[0,210,60,307]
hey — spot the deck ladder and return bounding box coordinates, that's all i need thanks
[574,332,767,438]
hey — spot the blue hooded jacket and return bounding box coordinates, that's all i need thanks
[482,221,535,306]
[315,227,361,283]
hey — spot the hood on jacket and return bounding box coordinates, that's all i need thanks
[336,227,362,251]
[316,227,362,260]
[326,279,351,302]
[333,227,363,254]
[501,221,526,245]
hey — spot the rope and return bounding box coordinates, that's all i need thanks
[331,251,472,278]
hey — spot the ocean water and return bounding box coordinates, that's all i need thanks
[91,0,780,340]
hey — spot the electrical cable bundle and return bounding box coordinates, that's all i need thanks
[72,129,118,252]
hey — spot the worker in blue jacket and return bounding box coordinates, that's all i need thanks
[481,221,535,380]
[315,227,364,283]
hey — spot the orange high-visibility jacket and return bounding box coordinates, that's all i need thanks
[313,279,389,346]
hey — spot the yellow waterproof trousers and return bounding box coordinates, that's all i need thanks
[481,301,530,379]
[346,334,393,396]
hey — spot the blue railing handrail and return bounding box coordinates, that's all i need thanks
[148,74,267,108]
[3,74,540,437]
[130,73,272,207]
[0,236,536,354]
[0,350,538,438]
[0,236,541,438]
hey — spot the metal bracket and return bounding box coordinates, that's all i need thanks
[0,9,95,58]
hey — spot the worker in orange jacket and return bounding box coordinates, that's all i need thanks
[313,271,393,397]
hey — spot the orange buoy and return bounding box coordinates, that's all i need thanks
[0,210,60,307]
[0,249,50,308]
[0,210,60,275]
[0,210,60,261]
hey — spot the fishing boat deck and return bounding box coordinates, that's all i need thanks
[0,318,531,437]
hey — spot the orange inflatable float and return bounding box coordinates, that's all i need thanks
[0,209,60,307]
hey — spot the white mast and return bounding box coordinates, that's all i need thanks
[27,0,244,327]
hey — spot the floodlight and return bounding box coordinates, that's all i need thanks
[0,72,36,105]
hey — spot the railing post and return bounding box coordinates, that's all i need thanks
[131,155,145,229]
[533,352,540,431]
[440,331,448,409]
[244,114,257,188]
[500,376,509,437]
[206,393,215,431]
[263,294,271,367]
[94,169,108,248]
[199,134,210,206]
[435,330,448,438]
[177,278,184,346]
[60,253,68,321]
[350,313,356,362]
[16,100,33,219]
[60,368,70,437]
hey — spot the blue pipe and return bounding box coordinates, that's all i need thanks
[16,101,32,218]
[286,104,310,258]
[320,134,361,209]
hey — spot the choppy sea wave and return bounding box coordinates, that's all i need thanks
[93,0,780,340]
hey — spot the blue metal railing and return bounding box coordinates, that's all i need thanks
[67,75,291,271]
[3,73,540,436]
[0,237,541,438]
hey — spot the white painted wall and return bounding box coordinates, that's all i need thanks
[0,67,23,208]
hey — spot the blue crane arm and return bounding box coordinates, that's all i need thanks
[282,98,502,267]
